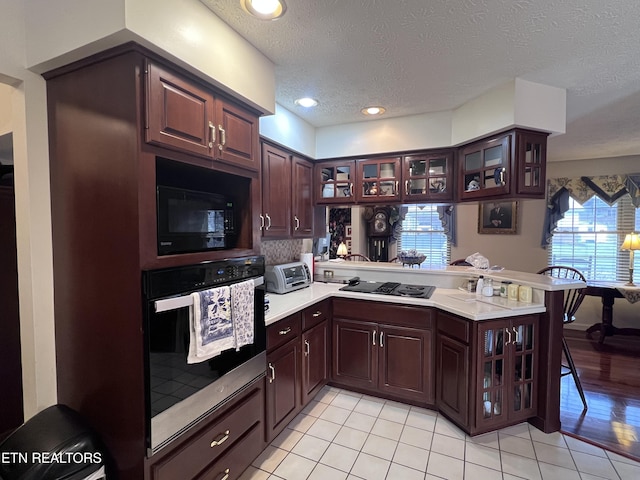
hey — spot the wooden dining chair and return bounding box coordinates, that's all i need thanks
[537,265,588,410]
[344,254,371,262]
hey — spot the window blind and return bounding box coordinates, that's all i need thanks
[548,196,639,281]
[397,204,450,268]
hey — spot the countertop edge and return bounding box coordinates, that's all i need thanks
[264,283,546,326]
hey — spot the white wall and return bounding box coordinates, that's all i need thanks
[25,0,275,114]
[0,0,58,420]
[260,104,316,158]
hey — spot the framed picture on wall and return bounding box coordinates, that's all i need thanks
[478,201,518,234]
[346,225,352,237]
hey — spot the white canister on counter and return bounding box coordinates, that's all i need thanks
[476,275,484,296]
[507,283,520,301]
[482,277,494,297]
[518,285,533,303]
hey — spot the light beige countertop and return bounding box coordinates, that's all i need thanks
[264,282,546,327]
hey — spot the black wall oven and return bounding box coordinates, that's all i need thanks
[142,256,266,454]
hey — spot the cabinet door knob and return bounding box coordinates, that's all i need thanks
[268,363,275,383]
[210,430,230,447]
[208,122,215,149]
[279,326,292,335]
[304,340,310,356]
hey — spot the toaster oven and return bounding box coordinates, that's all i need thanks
[265,262,312,294]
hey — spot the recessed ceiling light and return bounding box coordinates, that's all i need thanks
[361,106,386,116]
[294,97,319,108]
[240,0,287,20]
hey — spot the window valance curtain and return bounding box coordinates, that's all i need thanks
[437,205,457,246]
[540,174,640,247]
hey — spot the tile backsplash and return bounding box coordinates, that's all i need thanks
[261,239,313,265]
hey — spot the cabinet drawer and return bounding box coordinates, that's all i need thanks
[196,423,263,480]
[302,300,330,331]
[333,298,432,329]
[149,384,263,480]
[437,313,470,344]
[267,314,301,352]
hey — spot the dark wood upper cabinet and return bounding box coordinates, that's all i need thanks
[356,157,402,203]
[146,61,215,159]
[402,151,455,202]
[291,156,314,237]
[215,99,260,172]
[458,129,548,202]
[261,141,315,238]
[146,60,260,172]
[261,142,292,237]
[315,160,356,204]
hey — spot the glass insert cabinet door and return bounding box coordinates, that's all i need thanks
[316,160,356,203]
[357,157,401,202]
[460,134,511,199]
[477,316,537,428]
[403,152,454,201]
[516,131,547,195]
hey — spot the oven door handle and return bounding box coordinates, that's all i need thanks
[153,277,264,313]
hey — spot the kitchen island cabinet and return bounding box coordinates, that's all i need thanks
[332,298,434,404]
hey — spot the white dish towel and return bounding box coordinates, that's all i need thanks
[231,279,255,350]
[188,286,235,364]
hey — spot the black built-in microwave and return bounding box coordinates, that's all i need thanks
[156,185,236,255]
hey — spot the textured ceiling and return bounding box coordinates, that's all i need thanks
[201,0,640,161]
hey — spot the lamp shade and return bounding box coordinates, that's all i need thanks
[621,232,640,251]
[336,242,348,257]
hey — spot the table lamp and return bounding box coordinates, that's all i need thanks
[620,231,640,286]
[336,242,348,259]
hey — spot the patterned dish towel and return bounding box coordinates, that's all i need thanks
[231,279,255,350]
[188,286,235,364]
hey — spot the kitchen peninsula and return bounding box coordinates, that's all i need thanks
[264,262,583,439]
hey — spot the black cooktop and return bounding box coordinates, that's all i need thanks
[340,281,435,299]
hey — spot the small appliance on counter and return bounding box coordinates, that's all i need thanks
[265,262,312,294]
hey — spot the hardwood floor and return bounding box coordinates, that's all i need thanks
[560,328,640,462]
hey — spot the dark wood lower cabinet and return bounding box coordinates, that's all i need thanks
[331,299,434,404]
[435,334,469,426]
[146,377,265,480]
[301,320,329,405]
[265,337,301,442]
[436,311,540,435]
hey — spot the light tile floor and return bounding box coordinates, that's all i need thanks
[242,386,640,480]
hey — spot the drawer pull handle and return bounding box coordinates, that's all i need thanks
[269,363,276,383]
[218,125,226,150]
[219,468,230,480]
[279,327,292,335]
[312,311,322,317]
[210,430,230,447]
[294,215,300,230]
[505,327,512,346]
[372,330,376,346]
[259,214,265,230]
[380,331,384,347]
[265,213,272,230]
[304,340,310,356]
[405,180,409,196]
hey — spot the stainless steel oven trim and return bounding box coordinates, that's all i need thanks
[149,350,266,454]
[154,276,264,313]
